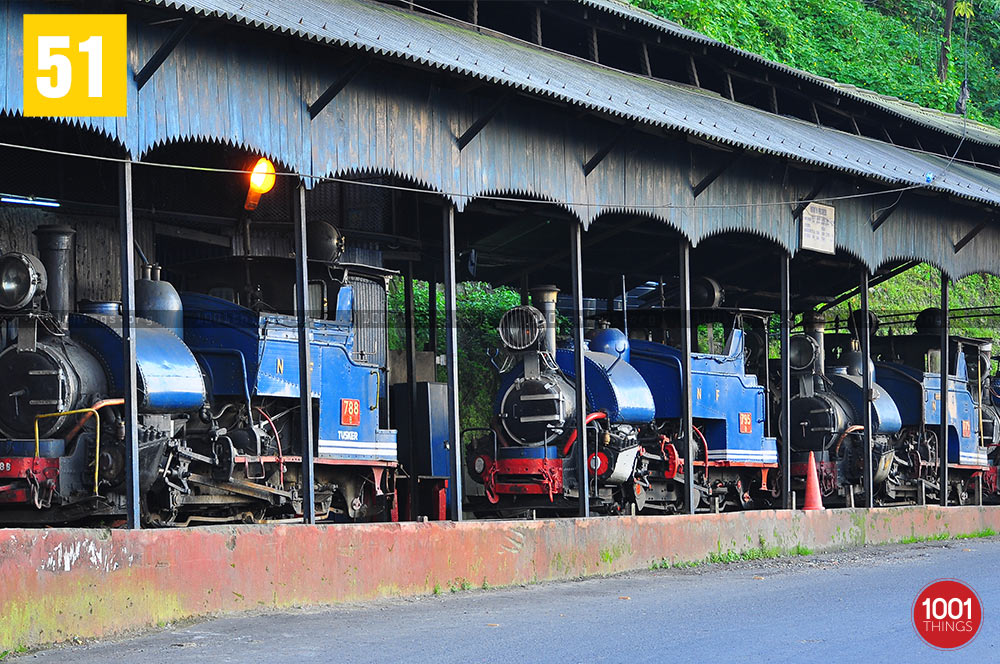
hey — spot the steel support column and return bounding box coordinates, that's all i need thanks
[404,262,419,517]
[679,238,695,514]
[779,252,791,509]
[860,269,874,508]
[569,221,590,517]
[404,262,418,409]
[443,205,463,521]
[119,162,141,529]
[292,182,316,524]
[940,274,950,507]
[427,269,437,354]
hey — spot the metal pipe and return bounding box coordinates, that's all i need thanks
[427,269,438,354]
[802,311,826,376]
[621,274,628,339]
[779,252,791,509]
[860,268,874,508]
[404,262,418,515]
[63,397,125,447]
[529,285,559,356]
[569,221,590,517]
[35,407,101,494]
[118,162,141,529]
[292,182,316,524]
[443,205,463,521]
[940,274,950,507]
[679,237,695,514]
[33,225,76,329]
[562,411,606,457]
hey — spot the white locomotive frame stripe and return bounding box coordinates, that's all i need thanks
[318,440,398,460]
[958,450,989,466]
[706,449,778,463]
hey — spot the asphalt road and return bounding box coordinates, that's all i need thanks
[23,538,1000,663]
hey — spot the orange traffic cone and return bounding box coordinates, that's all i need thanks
[803,451,825,511]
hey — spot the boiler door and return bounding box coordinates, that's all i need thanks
[788,393,852,452]
[499,374,576,446]
[0,340,106,439]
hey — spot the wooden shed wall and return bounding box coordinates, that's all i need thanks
[0,1,997,278]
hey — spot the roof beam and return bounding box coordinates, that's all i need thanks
[870,198,901,231]
[531,6,543,45]
[687,54,700,87]
[154,222,229,248]
[791,179,826,219]
[583,121,637,176]
[818,261,919,312]
[457,90,513,150]
[135,17,195,91]
[308,57,367,119]
[691,150,744,198]
[954,219,989,253]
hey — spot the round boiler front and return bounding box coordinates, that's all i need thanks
[0,338,108,439]
[499,374,576,446]
[788,392,853,452]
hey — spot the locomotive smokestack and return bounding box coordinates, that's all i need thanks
[803,311,826,375]
[530,285,559,355]
[33,225,76,328]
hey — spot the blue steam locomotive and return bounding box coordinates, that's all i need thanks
[0,224,396,525]
[467,288,999,515]
[466,286,779,515]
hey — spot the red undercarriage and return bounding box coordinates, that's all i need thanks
[478,444,779,503]
[0,458,59,506]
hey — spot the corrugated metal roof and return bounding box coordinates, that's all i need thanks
[579,0,1000,148]
[135,0,1000,208]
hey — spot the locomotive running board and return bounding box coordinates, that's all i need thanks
[187,473,292,502]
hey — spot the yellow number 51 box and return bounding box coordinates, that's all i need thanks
[23,14,127,117]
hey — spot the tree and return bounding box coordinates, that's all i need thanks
[939,0,957,82]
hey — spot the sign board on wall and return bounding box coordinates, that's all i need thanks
[800,202,836,255]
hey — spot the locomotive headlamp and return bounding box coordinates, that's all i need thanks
[0,252,46,311]
[498,305,547,352]
[244,157,276,211]
[788,334,820,373]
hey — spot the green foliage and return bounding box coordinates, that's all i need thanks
[634,0,1000,126]
[953,527,997,538]
[896,528,996,543]
[387,278,523,430]
[822,265,1000,352]
[648,541,812,568]
[0,646,29,660]
[899,532,951,543]
[956,1,976,19]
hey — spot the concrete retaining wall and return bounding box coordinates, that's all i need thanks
[3,506,999,650]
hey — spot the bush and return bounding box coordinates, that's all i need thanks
[388,279,522,430]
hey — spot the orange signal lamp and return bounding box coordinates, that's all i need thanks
[244,157,276,211]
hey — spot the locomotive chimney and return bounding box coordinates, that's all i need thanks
[33,225,76,328]
[530,285,560,355]
[803,311,826,375]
